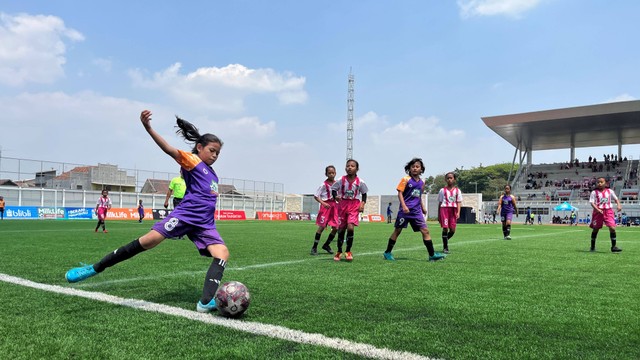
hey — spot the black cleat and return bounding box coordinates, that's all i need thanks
[310,248,318,255]
[611,246,622,253]
[321,244,334,254]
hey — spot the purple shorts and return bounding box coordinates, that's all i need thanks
[152,216,224,257]
[394,212,427,232]
[500,212,513,222]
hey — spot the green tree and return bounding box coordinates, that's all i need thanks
[429,163,516,200]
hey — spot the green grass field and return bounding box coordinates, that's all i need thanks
[1,219,638,360]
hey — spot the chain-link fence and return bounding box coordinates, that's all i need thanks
[0,156,284,218]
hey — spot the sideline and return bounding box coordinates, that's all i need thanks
[0,273,435,360]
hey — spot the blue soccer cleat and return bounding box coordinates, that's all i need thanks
[383,252,395,261]
[65,264,97,283]
[197,299,217,313]
[429,252,446,262]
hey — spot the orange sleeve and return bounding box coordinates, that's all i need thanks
[396,176,409,192]
[176,150,202,171]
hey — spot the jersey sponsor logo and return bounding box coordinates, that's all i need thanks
[411,189,421,197]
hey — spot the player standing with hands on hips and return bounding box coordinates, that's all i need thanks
[66,110,229,313]
[589,177,623,252]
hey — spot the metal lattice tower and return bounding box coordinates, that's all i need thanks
[346,69,355,160]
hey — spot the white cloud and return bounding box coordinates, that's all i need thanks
[604,93,636,103]
[129,63,307,113]
[0,90,286,185]
[205,116,276,139]
[458,0,542,19]
[0,13,83,86]
[92,57,112,72]
[371,115,465,145]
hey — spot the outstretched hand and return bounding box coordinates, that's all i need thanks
[140,110,153,129]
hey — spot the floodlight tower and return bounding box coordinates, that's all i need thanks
[346,69,355,160]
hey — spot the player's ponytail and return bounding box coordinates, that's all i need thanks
[175,116,224,154]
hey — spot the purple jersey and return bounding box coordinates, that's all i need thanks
[396,176,424,217]
[168,150,219,229]
[500,195,516,215]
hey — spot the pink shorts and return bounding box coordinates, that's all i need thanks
[439,207,457,229]
[97,207,107,221]
[316,200,338,228]
[590,209,616,229]
[336,199,360,229]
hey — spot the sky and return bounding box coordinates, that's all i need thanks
[1,0,639,194]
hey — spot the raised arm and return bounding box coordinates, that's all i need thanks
[140,110,180,160]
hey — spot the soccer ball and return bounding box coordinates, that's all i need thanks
[215,281,251,318]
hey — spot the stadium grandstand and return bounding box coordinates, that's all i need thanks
[482,100,640,224]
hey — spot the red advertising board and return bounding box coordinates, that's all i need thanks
[256,211,288,220]
[367,214,384,222]
[216,210,247,220]
[104,208,153,220]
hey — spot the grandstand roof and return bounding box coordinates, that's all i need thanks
[482,100,640,151]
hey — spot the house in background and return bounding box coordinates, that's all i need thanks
[48,164,136,192]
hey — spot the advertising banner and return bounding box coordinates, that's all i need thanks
[99,208,153,221]
[4,206,39,219]
[620,189,639,200]
[153,209,172,220]
[286,212,311,221]
[38,207,65,219]
[66,208,93,220]
[216,210,247,220]
[367,214,384,222]
[256,211,288,221]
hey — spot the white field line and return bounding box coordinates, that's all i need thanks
[0,273,435,360]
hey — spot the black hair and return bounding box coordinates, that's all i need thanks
[325,165,336,175]
[175,116,223,154]
[445,172,457,180]
[404,158,425,175]
[346,159,359,170]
